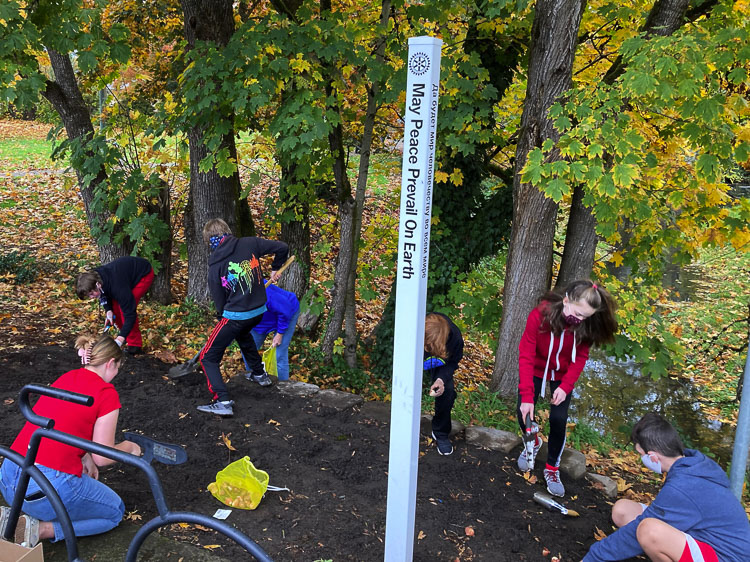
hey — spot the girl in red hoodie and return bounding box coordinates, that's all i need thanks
[517,280,617,497]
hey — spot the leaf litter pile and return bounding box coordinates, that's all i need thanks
[0,345,653,561]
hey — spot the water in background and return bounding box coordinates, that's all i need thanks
[571,351,736,466]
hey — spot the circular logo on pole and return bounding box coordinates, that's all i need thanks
[408,52,430,76]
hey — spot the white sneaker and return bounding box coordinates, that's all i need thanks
[0,506,40,547]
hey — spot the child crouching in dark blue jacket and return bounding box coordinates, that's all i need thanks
[584,413,750,562]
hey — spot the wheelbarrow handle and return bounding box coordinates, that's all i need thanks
[19,385,93,429]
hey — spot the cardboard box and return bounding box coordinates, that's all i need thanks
[0,540,43,562]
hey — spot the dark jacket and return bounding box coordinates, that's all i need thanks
[423,313,464,385]
[96,256,152,339]
[208,236,288,318]
[584,449,750,561]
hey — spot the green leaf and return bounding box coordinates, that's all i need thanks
[695,154,720,182]
[77,51,97,73]
[110,43,131,65]
[544,177,567,202]
[612,163,637,188]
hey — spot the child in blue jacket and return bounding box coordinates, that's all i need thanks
[250,284,300,381]
[584,413,750,561]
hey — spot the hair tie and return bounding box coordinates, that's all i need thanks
[592,284,598,290]
[78,342,92,365]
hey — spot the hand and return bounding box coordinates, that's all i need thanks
[104,311,115,327]
[81,453,99,480]
[128,441,142,457]
[115,336,125,347]
[551,387,568,406]
[270,270,280,283]
[519,402,535,424]
[429,378,445,397]
[272,332,283,348]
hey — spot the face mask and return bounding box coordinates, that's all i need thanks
[641,453,662,474]
[563,299,583,326]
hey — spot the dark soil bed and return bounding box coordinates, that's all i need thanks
[0,345,640,561]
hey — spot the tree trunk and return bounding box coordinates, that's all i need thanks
[280,205,314,330]
[180,0,253,302]
[557,0,693,285]
[491,0,586,396]
[555,181,598,287]
[343,0,391,369]
[146,181,173,304]
[319,0,357,362]
[42,49,130,264]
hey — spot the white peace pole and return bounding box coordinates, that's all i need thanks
[384,36,442,561]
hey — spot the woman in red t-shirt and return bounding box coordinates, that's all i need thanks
[516,280,617,498]
[0,334,141,546]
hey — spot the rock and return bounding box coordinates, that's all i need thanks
[313,389,364,411]
[276,381,320,398]
[465,426,522,453]
[559,448,587,480]
[419,415,465,438]
[586,472,618,498]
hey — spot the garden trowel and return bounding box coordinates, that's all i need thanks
[124,432,188,465]
[533,491,580,517]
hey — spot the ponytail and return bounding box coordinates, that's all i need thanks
[75,334,122,367]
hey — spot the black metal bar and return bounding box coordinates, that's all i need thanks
[0,448,82,562]
[6,384,272,561]
[126,512,273,562]
[18,384,92,429]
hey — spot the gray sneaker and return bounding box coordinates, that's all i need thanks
[246,371,273,387]
[197,400,234,416]
[0,506,40,548]
[517,437,542,471]
[544,468,565,497]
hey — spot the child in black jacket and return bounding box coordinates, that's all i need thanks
[75,256,154,354]
[197,219,289,417]
[423,313,464,456]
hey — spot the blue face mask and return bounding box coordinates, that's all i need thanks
[641,453,662,474]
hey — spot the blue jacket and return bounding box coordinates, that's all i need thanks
[584,449,750,561]
[252,285,300,336]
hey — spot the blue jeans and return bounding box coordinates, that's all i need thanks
[0,459,124,542]
[250,308,300,381]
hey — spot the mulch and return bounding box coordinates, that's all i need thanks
[0,344,646,561]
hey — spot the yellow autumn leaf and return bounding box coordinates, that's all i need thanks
[611,252,624,267]
[221,432,236,451]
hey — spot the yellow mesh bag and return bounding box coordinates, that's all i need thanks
[207,456,269,510]
[262,346,278,378]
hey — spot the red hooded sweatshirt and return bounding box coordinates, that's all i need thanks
[518,303,590,403]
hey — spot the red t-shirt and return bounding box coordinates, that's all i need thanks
[11,368,121,477]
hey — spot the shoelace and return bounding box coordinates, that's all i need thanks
[545,470,560,483]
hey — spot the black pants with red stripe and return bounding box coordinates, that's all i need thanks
[200,317,264,402]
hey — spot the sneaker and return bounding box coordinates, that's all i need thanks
[517,437,542,472]
[431,431,453,456]
[0,506,40,548]
[196,400,234,416]
[544,468,565,497]
[245,371,273,387]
